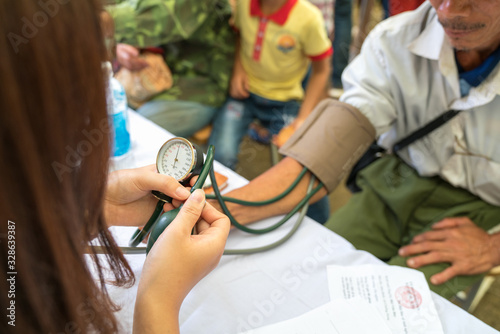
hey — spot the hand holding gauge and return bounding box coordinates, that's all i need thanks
[129,137,214,252]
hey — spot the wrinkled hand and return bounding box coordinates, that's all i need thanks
[105,165,191,227]
[272,118,305,148]
[116,43,149,71]
[398,217,500,285]
[229,62,249,99]
[134,189,230,333]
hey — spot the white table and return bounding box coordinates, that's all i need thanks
[106,111,498,334]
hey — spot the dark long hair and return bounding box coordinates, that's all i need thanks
[0,1,133,333]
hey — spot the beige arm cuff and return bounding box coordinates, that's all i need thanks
[279,98,376,193]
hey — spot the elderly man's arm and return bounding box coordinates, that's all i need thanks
[218,157,327,224]
[219,99,376,225]
[399,217,500,285]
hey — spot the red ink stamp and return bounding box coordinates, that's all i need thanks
[395,286,422,309]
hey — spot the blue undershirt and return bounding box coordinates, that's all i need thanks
[455,47,500,96]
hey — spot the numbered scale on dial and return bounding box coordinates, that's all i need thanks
[153,137,203,203]
[157,137,197,181]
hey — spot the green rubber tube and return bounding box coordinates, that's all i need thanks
[205,168,308,206]
[128,200,164,247]
[209,165,323,234]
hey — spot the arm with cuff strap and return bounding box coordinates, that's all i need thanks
[280,98,376,193]
[218,98,376,225]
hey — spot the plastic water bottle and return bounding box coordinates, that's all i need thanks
[105,62,131,157]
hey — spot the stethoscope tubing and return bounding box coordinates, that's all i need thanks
[90,142,324,255]
[90,174,318,255]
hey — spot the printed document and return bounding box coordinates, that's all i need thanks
[237,299,391,334]
[327,264,444,334]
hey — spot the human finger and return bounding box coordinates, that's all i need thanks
[242,77,250,98]
[243,77,250,92]
[117,44,138,69]
[171,198,183,208]
[128,57,149,71]
[432,217,471,230]
[118,43,140,56]
[230,80,244,99]
[171,186,193,208]
[117,44,148,71]
[406,251,450,269]
[196,202,230,236]
[430,266,460,285]
[194,217,230,255]
[189,175,199,186]
[133,171,191,201]
[162,202,176,212]
[398,240,446,257]
[411,230,449,243]
[169,189,206,235]
[273,132,288,148]
[275,125,294,147]
[271,135,278,147]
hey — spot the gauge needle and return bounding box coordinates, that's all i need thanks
[172,146,180,168]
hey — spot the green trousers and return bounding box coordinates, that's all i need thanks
[326,155,500,299]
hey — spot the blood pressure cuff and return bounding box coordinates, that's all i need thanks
[279,99,376,193]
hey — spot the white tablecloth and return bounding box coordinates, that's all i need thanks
[106,111,498,333]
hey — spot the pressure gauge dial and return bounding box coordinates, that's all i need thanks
[156,137,198,181]
[153,137,203,202]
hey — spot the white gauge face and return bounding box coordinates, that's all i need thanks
[156,138,196,181]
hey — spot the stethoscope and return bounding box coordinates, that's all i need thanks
[92,137,323,255]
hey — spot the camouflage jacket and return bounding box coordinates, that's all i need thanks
[106,0,235,107]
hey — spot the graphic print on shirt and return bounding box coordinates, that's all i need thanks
[275,32,297,54]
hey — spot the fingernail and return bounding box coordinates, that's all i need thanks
[408,259,415,267]
[430,277,439,285]
[398,248,405,256]
[175,187,190,198]
[191,189,205,204]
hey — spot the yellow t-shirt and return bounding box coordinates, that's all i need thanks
[234,0,332,101]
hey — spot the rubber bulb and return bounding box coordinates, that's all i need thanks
[146,207,180,254]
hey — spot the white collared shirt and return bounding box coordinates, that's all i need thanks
[340,2,500,206]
